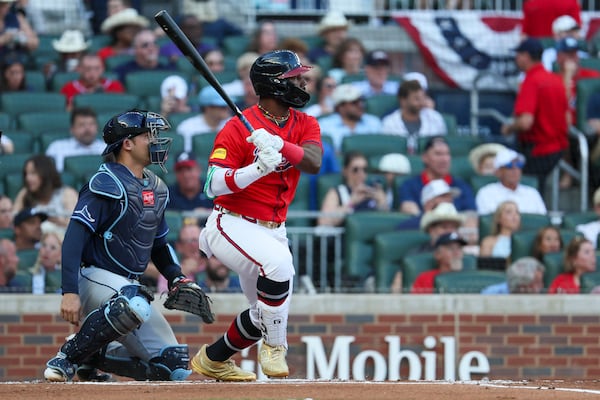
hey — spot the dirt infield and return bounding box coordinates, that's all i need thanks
[2,379,600,400]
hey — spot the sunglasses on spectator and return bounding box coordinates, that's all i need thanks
[501,160,524,169]
[138,41,157,48]
[350,166,367,173]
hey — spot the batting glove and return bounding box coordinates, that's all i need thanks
[247,128,283,151]
[256,146,282,174]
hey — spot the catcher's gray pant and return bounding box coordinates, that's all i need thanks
[79,266,180,361]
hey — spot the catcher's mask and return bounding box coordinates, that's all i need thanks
[250,50,312,108]
[102,109,172,172]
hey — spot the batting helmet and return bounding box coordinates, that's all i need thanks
[250,50,312,108]
[102,109,172,171]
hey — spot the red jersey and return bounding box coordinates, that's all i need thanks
[209,105,321,223]
[410,269,441,294]
[522,0,581,38]
[548,272,579,294]
[60,78,125,107]
[514,63,568,156]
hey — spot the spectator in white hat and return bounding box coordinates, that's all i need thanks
[97,8,149,62]
[397,180,460,231]
[403,71,435,109]
[542,15,587,71]
[475,148,547,215]
[378,153,411,209]
[45,29,90,85]
[159,75,191,119]
[307,10,349,63]
[317,83,382,152]
[177,86,231,152]
[468,143,508,176]
[575,187,600,248]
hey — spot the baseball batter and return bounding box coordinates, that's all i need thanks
[190,50,322,381]
[44,110,211,382]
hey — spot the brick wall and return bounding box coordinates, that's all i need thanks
[1,294,599,381]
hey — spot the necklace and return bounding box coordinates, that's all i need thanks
[257,103,290,126]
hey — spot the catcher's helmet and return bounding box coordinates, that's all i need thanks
[250,50,312,108]
[102,109,172,171]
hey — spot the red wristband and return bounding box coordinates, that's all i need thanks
[281,141,304,165]
[224,168,242,192]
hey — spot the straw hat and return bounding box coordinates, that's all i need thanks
[468,143,507,171]
[420,202,464,232]
[52,30,90,53]
[318,11,349,34]
[101,8,149,33]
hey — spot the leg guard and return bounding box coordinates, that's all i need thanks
[256,277,290,347]
[93,349,152,381]
[61,285,153,364]
[147,345,192,381]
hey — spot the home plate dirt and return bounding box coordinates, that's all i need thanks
[1,379,600,400]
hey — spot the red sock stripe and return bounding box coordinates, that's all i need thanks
[257,293,287,307]
[225,311,261,350]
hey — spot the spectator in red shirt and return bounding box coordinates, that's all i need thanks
[501,38,568,195]
[410,231,466,294]
[60,53,125,110]
[521,0,581,39]
[548,236,596,294]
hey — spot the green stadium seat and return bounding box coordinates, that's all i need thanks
[0,228,14,240]
[3,172,22,200]
[441,113,457,135]
[72,93,140,113]
[301,35,323,50]
[373,230,429,292]
[167,112,196,130]
[562,211,598,229]
[164,210,183,244]
[0,112,11,129]
[213,70,238,85]
[11,270,32,292]
[17,249,38,271]
[38,132,71,152]
[125,71,188,100]
[49,71,78,91]
[222,35,249,58]
[17,111,70,136]
[316,173,342,209]
[343,212,411,284]
[365,94,397,118]
[2,92,65,116]
[2,130,36,154]
[341,134,407,159]
[542,252,564,289]
[581,269,600,293]
[191,131,217,162]
[341,73,366,84]
[287,174,312,227]
[0,154,31,177]
[88,34,111,54]
[449,155,475,180]
[512,229,578,261]
[576,78,600,132]
[435,270,506,294]
[44,270,62,293]
[25,70,47,91]
[104,54,135,71]
[63,154,103,184]
[402,252,435,291]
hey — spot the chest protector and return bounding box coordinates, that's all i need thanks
[89,163,169,276]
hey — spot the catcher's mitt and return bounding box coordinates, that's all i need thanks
[164,277,215,323]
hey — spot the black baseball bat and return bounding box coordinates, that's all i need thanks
[154,10,255,133]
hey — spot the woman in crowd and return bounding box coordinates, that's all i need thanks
[30,230,63,294]
[318,151,387,227]
[328,37,365,83]
[0,52,29,91]
[479,200,521,261]
[12,154,78,230]
[548,236,596,294]
[532,226,563,262]
[247,20,279,55]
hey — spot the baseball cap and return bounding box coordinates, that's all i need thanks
[434,231,467,248]
[422,136,448,152]
[198,86,228,108]
[331,84,363,106]
[365,50,390,66]
[378,153,411,174]
[513,38,544,56]
[14,208,48,226]
[403,72,428,90]
[556,37,580,53]
[160,75,188,100]
[421,179,460,205]
[493,148,525,170]
[174,151,198,171]
[552,15,580,34]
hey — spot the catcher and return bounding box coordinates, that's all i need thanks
[44,109,213,383]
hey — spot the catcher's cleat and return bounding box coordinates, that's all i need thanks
[44,352,75,382]
[190,345,256,382]
[76,365,113,382]
[259,341,289,378]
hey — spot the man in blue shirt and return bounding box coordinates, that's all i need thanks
[399,136,476,214]
[167,151,213,215]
